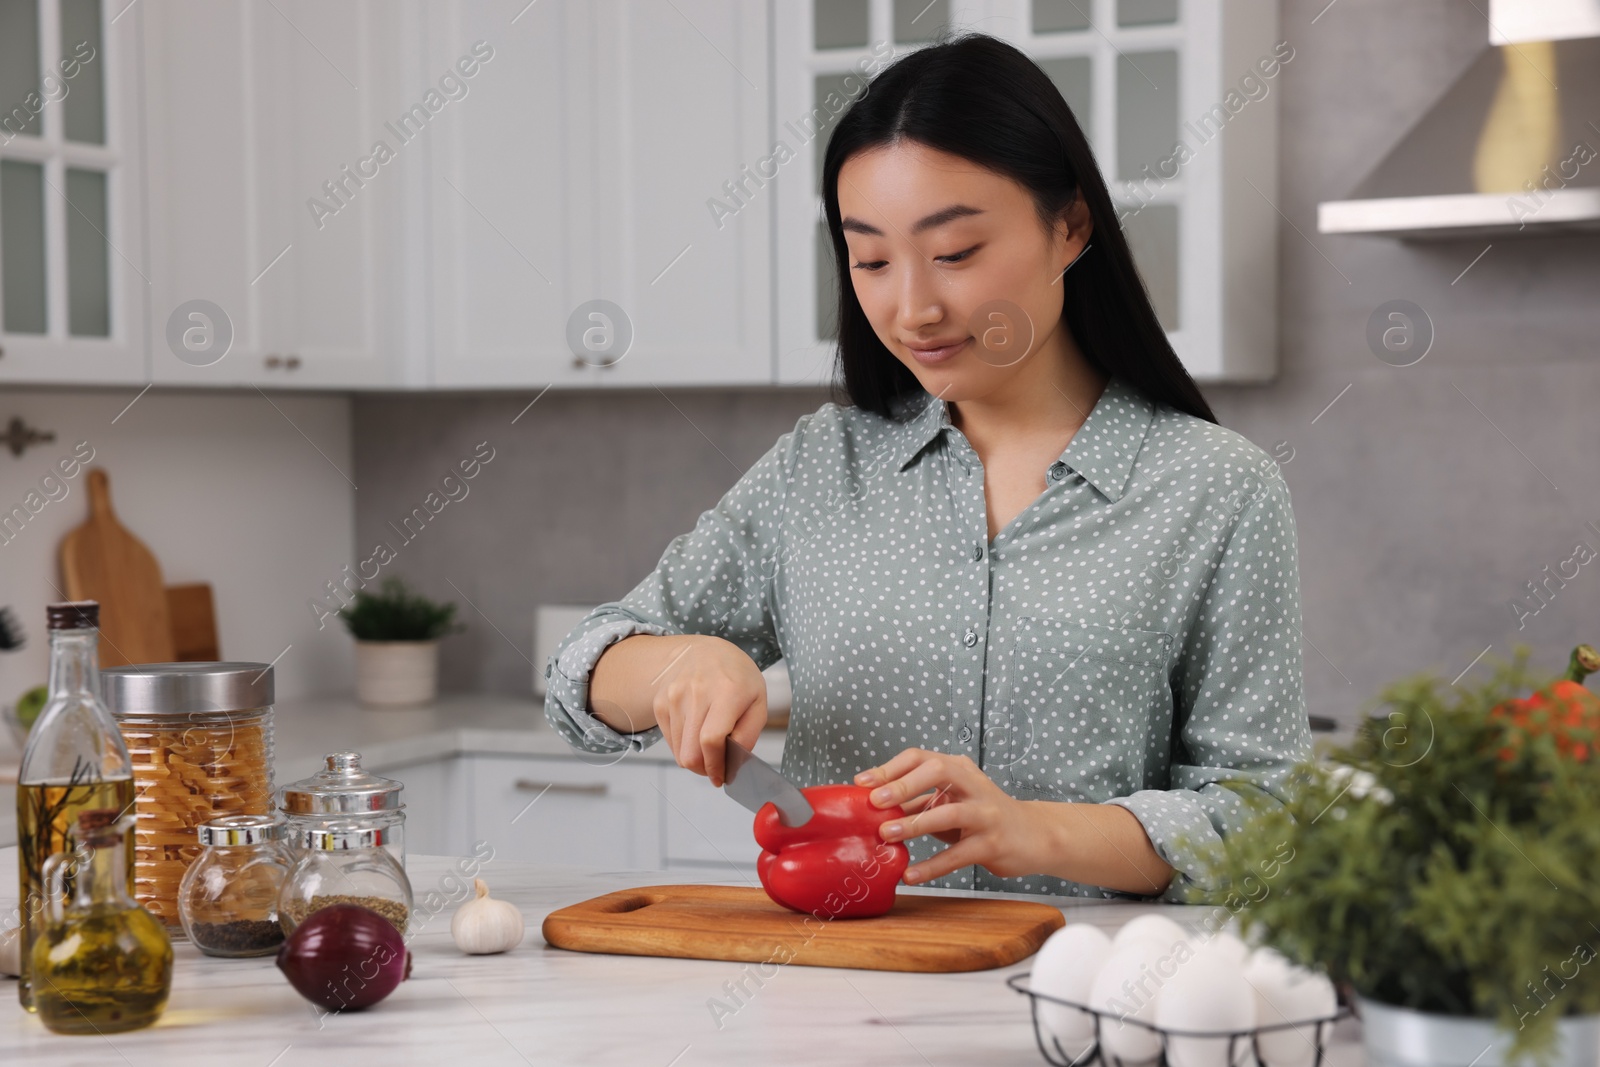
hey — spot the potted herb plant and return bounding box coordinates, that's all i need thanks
[342,578,462,706]
[1208,644,1600,1067]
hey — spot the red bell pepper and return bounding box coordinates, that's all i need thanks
[1491,644,1600,761]
[754,784,910,919]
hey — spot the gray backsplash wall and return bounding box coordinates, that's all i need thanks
[353,0,1600,724]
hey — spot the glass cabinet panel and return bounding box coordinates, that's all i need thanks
[1122,202,1178,330]
[814,0,869,50]
[65,166,109,336]
[893,0,947,43]
[0,0,43,139]
[1116,49,1178,181]
[812,72,862,195]
[1033,0,1091,34]
[1039,55,1093,138]
[60,0,105,144]
[816,219,838,341]
[1,159,47,333]
[1118,0,1178,26]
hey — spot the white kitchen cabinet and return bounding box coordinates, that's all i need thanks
[661,761,762,870]
[142,0,420,388]
[465,754,665,870]
[774,0,1280,385]
[0,0,148,384]
[425,0,772,388]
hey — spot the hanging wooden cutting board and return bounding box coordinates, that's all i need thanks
[59,469,175,668]
[541,884,1065,973]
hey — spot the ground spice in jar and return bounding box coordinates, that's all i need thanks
[192,920,284,954]
[283,894,409,933]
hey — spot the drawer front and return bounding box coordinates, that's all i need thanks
[661,766,761,868]
[467,756,663,870]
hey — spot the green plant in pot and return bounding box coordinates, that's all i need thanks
[342,578,462,707]
[1206,645,1600,1067]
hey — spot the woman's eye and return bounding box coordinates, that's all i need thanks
[938,245,980,264]
[852,260,887,272]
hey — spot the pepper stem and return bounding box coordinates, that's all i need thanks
[1565,645,1600,685]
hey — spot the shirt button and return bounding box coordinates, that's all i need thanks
[963,629,978,648]
[972,543,984,562]
[958,725,973,743]
[1048,462,1068,481]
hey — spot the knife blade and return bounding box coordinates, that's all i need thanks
[723,738,813,827]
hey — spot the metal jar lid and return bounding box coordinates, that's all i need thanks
[197,813,284,847]
[279,752,404,815]
[102,662,274,716]
[300,824,396,850]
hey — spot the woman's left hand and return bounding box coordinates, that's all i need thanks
[854,748,1048,884]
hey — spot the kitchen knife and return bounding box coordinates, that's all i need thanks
[723,738,813,827]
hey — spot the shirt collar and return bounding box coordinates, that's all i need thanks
[885,376,1154,504]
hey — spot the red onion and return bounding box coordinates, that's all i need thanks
[276,904,412,1011]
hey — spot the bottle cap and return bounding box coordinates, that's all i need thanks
[301,824,394,850]
[279,752,404,814]
[197,813,285,847]
[47,601,99,631]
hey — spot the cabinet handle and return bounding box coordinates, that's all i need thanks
[285,354,301,370]
[265,354,282,369]
[514,778,608,796]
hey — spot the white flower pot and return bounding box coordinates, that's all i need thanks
[1360,996,1600,1067]
[355,639,440,707]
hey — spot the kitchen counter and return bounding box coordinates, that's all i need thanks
[0,849,1364,1066]
[269,693,786,778]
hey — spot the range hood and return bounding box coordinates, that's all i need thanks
[1318,1,1600,240]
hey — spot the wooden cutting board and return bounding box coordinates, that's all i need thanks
[59,469,175,668]
[541,884,1065,973]
[167,582,220,661]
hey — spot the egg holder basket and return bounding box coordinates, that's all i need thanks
[1007,973,1352,1067]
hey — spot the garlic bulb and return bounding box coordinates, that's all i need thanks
[0,923,21,977]
[451,879,525,955]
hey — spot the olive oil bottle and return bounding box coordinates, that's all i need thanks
[16,602,135,1012]
[31,809,171,1034]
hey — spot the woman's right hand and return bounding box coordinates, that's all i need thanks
[652,635,769,787]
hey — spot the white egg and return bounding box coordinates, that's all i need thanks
[1243,949,1338,1067]
[1154,945,1255,1067]
[1089,944,1169,1064]
[1029,924,1113,1060]
[1113,913,1191,955]
[1195,930,1250,969]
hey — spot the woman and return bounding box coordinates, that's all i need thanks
[545,33,1310,900]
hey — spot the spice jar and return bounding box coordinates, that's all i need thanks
[177,814,292,957]
[103,662,275,930]
[279,752,406,866]
[279,824,413,935]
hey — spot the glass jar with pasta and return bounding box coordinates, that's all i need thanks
[102,663,276,933]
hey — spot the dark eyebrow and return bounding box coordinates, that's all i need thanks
[839,204,985,237]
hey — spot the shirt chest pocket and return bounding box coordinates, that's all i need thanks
[991,616,1175,801]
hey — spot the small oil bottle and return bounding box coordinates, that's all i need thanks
[31,809,173,1035]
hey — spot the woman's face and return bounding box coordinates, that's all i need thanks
[836,140,1090,404]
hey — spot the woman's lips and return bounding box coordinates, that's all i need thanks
[906,337,970,366]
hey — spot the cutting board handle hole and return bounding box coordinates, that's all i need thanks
[600,893,666,914]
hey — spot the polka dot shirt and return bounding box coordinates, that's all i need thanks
[545,376,1312,900]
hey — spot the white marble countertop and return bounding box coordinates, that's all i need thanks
[0,850,1363,1066]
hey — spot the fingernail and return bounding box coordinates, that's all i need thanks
[872,788,890,804]
[882,822,902,840]
[904,869,921,884]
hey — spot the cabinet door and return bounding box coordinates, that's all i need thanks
[661,763,761,870]
[0,0,147,384]
[424,0,576,388]
[143,0,415,388]
[467,755,664,869]
[428,0,772,389]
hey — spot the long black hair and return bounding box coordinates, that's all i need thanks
[821,32,1217,425]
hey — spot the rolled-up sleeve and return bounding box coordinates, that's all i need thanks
[1105,472,1312,900]
[543,426,797,754]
